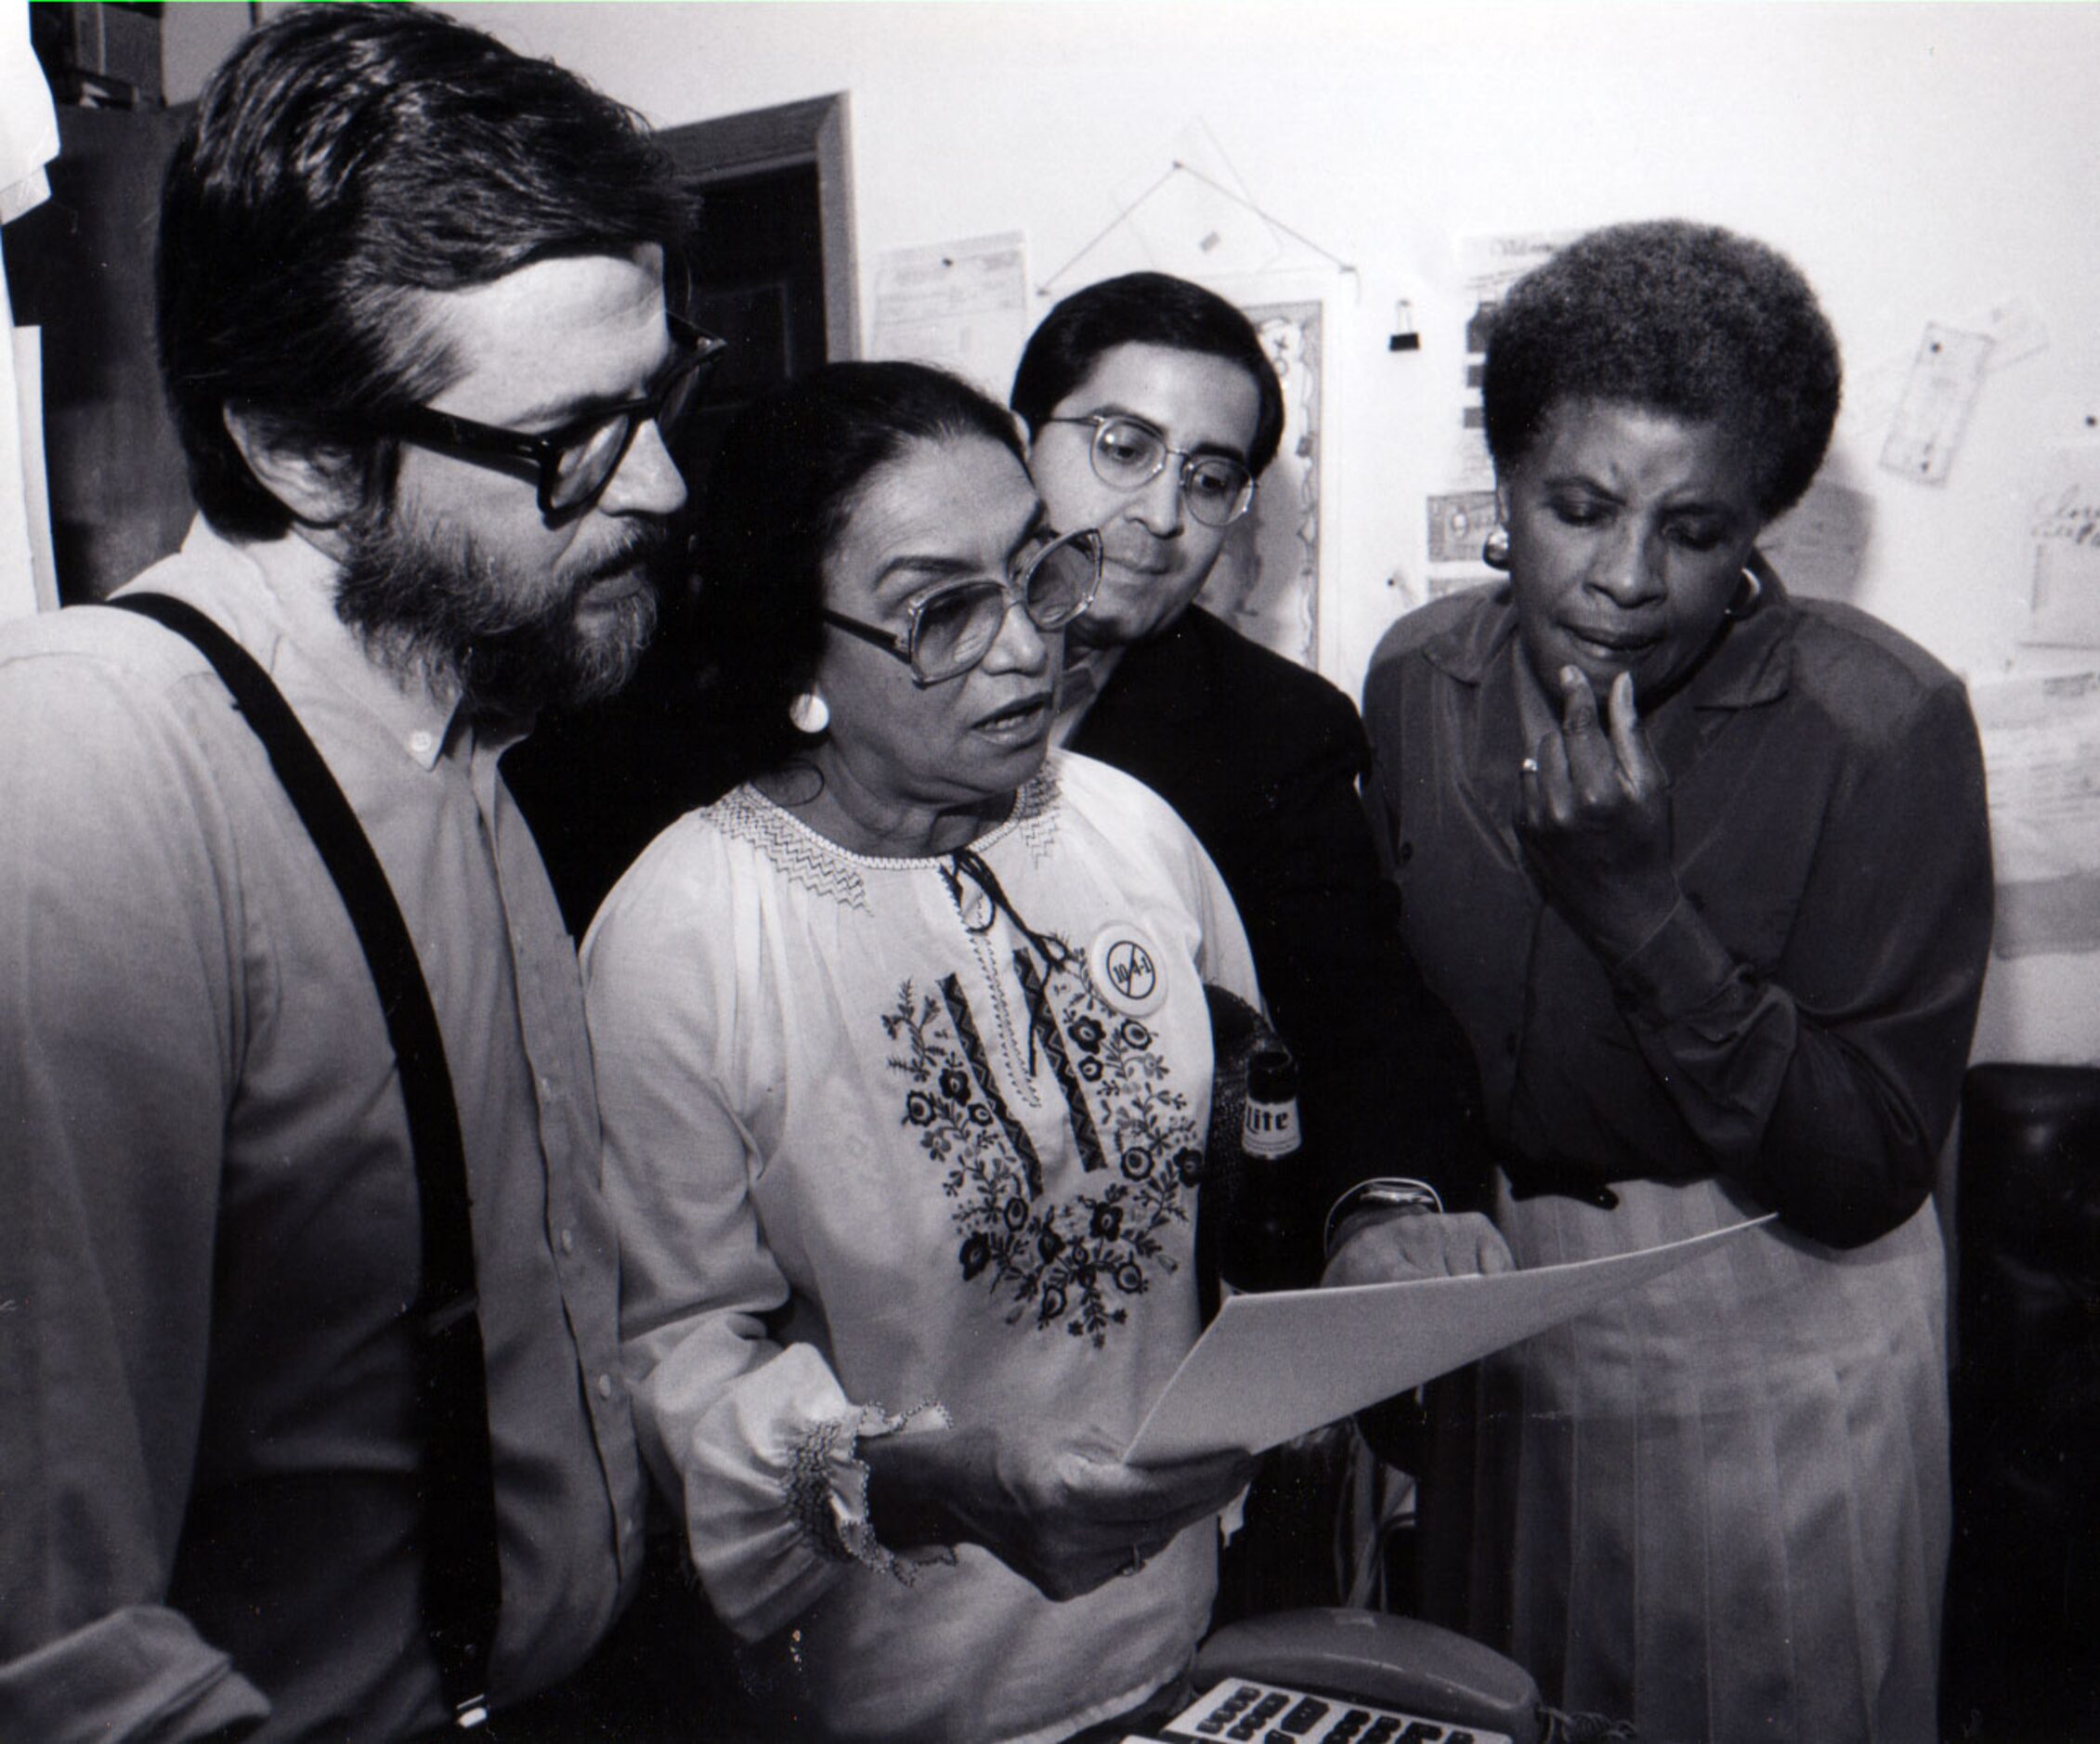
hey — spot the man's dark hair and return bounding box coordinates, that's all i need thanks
[694,361,1026,784]
[157,2,693,540]
[1010,271,1284,477]
[1480,218,1842,519]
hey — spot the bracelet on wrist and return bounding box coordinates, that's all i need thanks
[1323,1178,1444,1256]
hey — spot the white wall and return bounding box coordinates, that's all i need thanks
[167,2,2100,1061]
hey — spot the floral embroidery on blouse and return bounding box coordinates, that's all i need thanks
[880,958,1204,1348]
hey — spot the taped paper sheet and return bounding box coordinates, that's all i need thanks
[867,232,1028,397]
[1125,1215,1775,1464]
[1973,668,2100,957]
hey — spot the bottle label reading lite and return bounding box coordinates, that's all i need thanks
[1241,1048,1301,1159]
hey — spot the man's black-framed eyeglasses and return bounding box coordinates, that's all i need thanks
[1039,412,1256,528]
[379,314,727,516]
[822,527,1102,686]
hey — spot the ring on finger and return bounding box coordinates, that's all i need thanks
[1520,756,1540,774]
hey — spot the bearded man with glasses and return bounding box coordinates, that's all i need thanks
[1012,277,1498,1607]
[0,8,711,1739]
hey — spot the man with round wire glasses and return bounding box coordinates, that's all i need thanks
[1011,274,1489,1610]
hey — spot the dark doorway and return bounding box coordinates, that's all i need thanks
[503,97,856,931]
[4,103,195,605]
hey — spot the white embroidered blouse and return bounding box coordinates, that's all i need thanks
[582,751,1261,1743]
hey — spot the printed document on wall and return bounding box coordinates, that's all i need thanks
[2025,447,2100,650]
[1973,667,2100,958]
[868,232,1029,398]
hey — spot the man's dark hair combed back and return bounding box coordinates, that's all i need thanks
[1010,271,1285,478]
[1481,219,1842,519]
[694,361,1026,785]
[158,2,692,540]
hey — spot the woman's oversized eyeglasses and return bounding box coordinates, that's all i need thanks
[377,315,728,517]
[1041,413,1256,528]
[822,528,1102,686]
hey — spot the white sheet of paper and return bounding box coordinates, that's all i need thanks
[2024,447,2100,651]
[867,231,1028,396]
[1879,322,1993,485]
[1125,1215,1776,1464]
[1972,668,2100,957]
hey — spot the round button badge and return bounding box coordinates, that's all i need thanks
[1087,922,1167,1019]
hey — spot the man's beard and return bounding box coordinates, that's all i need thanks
[333,506,666,724]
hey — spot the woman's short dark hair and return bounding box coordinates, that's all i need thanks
[1010,272,1285,477]
[158,2,692,540]
[693,360,1027,781]
[1480,219,1842,518]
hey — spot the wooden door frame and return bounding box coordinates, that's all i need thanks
[658,94,859,361]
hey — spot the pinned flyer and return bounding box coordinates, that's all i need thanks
[1879,322,1993,485]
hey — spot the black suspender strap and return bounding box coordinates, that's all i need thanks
[110,592,501,1730]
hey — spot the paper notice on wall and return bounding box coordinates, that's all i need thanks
[1879,322,1994,485]
[2024,448,2100,650]
[1970,294,2049,373]
[1972,669,2100,958]
[867,232,1029,397]
[1447,229,1581,488]
[1424,488,1501,592]
[1758,479,1875,600]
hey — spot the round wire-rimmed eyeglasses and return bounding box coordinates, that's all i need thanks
[821,527,1103,686]
[1039,412,1256,528]
[376,314,728,517]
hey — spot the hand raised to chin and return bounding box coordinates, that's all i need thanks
[1516,667,1682,965]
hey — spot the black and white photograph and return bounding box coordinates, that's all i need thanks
[2,5,2095,1740]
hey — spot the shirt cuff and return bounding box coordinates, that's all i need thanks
[1605,894,1742,1024]
[0,1607,271,1744]
[785,1399,956,1585]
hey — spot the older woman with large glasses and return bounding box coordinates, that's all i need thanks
[1361,221,1991,1743]
[581,360,1260,1741]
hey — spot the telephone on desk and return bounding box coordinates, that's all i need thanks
[1118,1609,1548,1744]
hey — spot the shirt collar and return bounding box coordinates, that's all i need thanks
[1417,573,1796,712]
[176,517,471,770]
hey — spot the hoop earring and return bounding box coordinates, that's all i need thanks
[1726,566,1763,620]
[1481,527,1512,572]
[788,690,830,735]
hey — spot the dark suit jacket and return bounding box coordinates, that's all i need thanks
[1068,606,1486,1278]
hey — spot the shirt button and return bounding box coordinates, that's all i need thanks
[559,1228,575,1256]
[409,729,436,757]
[1397,840,1415,864]
[596,1373,616,1401]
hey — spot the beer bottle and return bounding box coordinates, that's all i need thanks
[1220,1046,1307,1294]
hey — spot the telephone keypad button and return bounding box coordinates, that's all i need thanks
[1280,1696,1330,1734]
